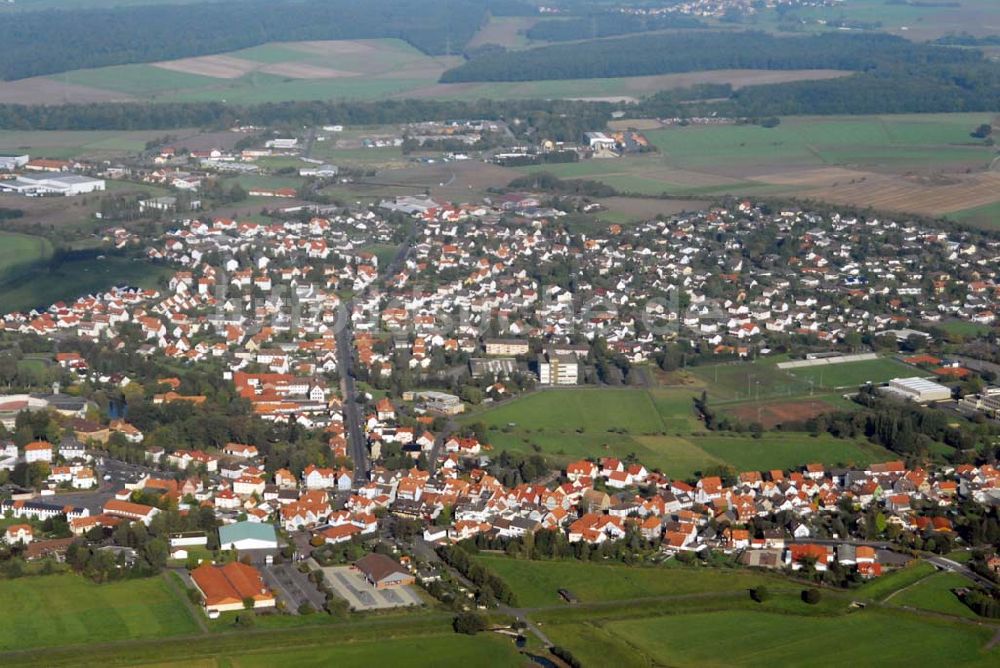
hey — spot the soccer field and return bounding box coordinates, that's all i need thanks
[786,357,920,389]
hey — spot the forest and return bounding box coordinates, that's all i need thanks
[637,64,1000,117]
[0,0,491,80]
[440,31,983,82]
[0,97,612,138]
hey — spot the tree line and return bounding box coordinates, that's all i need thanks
[0,98,612,141]
[440,31,980,82]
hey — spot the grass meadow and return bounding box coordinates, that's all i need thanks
[464,387,895,477]
[0,574,199,650]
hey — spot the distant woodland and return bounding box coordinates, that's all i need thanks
[0,0,497,80]
[440,32,981,82]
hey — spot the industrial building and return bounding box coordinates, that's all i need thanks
[884,377,952,403]
[0,173,105,196]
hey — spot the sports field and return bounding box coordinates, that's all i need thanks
[0,574,199,650]
[786,357,920,389]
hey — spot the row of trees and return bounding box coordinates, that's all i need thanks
[442,31,979,82]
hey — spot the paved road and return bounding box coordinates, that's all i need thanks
[334,306,369,485]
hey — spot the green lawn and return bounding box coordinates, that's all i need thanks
[0,256,171,313]
[0,574,199,650]
[597,609,998,667]
[854,562,935,602]
[890,572,980,619]
[477,556,781,608]
[787,357,921,389]
[690,433,894,472]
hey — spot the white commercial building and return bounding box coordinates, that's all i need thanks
[884,377,952,403]
[0,173,105,196]
[0,154,29,171]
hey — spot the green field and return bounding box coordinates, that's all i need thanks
[0,574,199,650]
[586,609,998,667]
[786,357,920,389]
[0,130,170,160]
[231,633,524,668]
[477,556,782,608]
[0,232,53,281]
[689,433,893,473]
[946,200,1000,229]
[890,572,980,619]
[467,387,894,477]
[513,114,1000,218]
[646,115,996,170]
[0,256,171,313]
[48,39,462,104]
[691,358,811,402]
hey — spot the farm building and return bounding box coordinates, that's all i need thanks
[884,377,952,403]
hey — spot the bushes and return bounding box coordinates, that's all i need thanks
[962,588,1000,618]
[550,646,583,668]
[750,586,771,603]
[802,588,822,605]
[453,611,488,635]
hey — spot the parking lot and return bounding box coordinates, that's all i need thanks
[261,563,327,613]
[321,566,422,611]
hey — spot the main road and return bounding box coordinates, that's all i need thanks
[335,301,369,484]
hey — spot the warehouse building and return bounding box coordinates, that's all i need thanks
[0,173,105,196]
[884,377,952,403]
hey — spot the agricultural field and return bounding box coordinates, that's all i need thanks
[585,608,998,667]
[0,574,199,651]
[0,129,179,160]
[946,200,1000,229]
[785,357,920,390]
[518,114,1000,222]
[744,0,1000,41]
[3,39,465,105]
[0,255,172,313]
